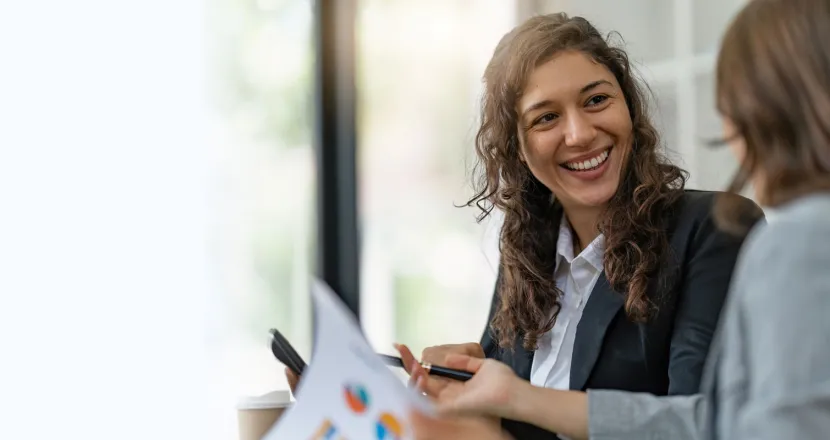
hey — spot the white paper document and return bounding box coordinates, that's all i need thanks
[264,280,434,440]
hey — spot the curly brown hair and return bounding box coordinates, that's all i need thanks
[468,13,688,350]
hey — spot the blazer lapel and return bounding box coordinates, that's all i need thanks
[510,335,535,380]
[569,272,624,390]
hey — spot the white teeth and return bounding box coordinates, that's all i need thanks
[564,149,609,171]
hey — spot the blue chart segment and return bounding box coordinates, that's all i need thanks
[375,412,404,440]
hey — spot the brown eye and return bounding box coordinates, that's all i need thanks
[586,95,608,106]
[535,113,558,125]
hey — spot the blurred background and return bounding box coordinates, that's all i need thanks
[0,0,748,439]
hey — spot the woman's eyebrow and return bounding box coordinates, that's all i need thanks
[579,79,613,94]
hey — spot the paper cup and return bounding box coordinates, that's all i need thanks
[237,390,293,440]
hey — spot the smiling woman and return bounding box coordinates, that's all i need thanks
[470,15,695,355]
[405,13,763,440]
[518,54,631,216]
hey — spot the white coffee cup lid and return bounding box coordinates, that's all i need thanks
[236,390,293,410]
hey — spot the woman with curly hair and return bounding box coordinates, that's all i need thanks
[397,11,761,440]
[405,0,830,439]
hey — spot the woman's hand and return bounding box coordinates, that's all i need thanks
[396,344,523,420]
[410,411,514,440]
[406,351,590,440]
[394,342,484,399]
[284,368,300,395]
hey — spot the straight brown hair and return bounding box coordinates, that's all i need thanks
[715,0,830,229]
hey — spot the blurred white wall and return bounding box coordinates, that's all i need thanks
[0,1,214,438]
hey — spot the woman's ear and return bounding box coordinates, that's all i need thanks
[513,132,527,163]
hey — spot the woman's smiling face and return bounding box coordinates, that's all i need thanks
[516,50,633,211]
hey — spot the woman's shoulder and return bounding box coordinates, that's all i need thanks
[669,189,762,232]
[733,194,830,311]
[676,189,757,217]
[743,194,830,255]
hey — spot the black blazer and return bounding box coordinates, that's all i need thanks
[480,190,763,440]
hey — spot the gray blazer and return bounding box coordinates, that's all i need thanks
[587,194,830,440]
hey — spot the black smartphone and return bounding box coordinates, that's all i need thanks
[269,328,308,376]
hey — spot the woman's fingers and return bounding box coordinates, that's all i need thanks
[408,360,453,397]
[284,367,300,394]
[394,344,427,392]
[394,343,418,375]
[396,342,474,399]
[421,342,484,366]
[443,354,484,373]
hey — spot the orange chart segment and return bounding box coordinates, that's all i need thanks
[343,383,370,414]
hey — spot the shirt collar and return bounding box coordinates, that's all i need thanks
[556,214,605,271]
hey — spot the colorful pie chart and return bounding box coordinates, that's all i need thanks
[343,383,370,414]
[376,412,404,440]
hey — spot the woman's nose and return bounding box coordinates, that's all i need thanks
[563,112,597,148]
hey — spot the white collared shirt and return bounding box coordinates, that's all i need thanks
[529,215,605,390]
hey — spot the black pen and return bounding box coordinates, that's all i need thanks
[379,354,474,382]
